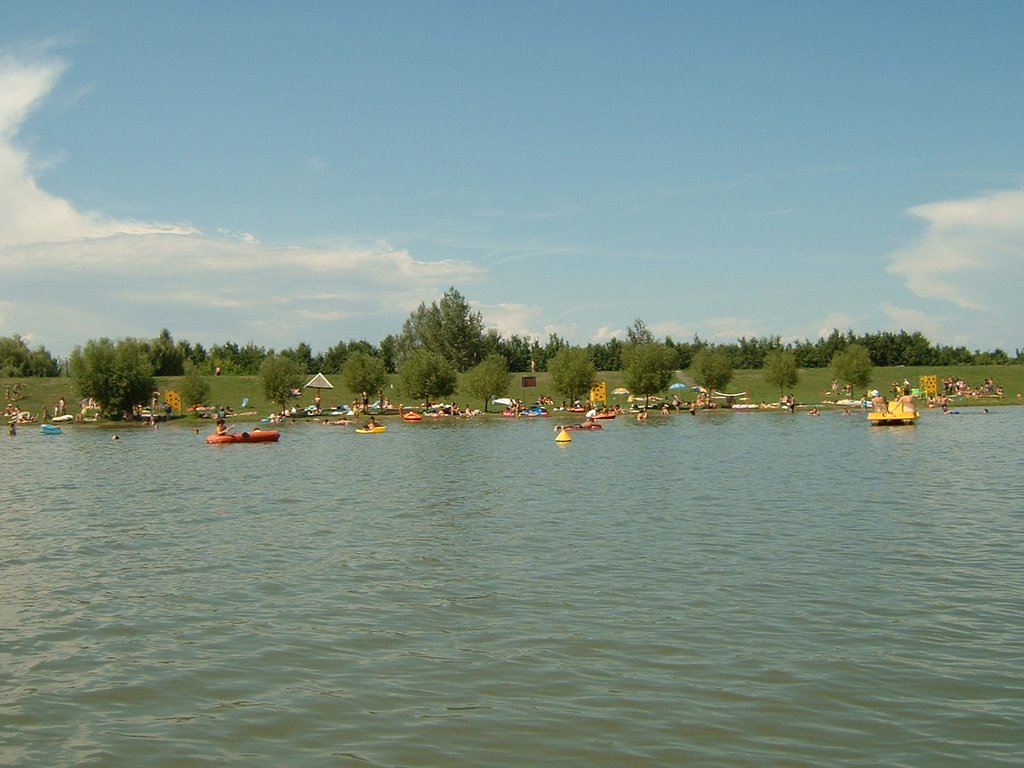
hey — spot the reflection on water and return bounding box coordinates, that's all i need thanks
[2,408,1022,766]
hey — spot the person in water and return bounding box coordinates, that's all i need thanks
[364,416,380,430]
[214,418,230,436]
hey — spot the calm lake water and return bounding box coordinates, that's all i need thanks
[3,408,1022,767]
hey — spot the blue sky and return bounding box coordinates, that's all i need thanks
[2,1,1023,358]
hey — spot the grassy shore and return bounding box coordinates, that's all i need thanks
[5,364,1020,425]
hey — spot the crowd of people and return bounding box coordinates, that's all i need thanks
[940,376,1002,398]
[4,402,31,422]
[4,394,94,423]
[3,372,1016,438]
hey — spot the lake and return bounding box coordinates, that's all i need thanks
[2,407,1022,766]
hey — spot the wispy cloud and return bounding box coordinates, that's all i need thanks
[743,208,797,218]
[0,47,64,136]
[699,316,766,342]
[815,313,856,339]
[879,304,942,339]
[0,46,484,354]
[0,51,198,247]
[886,188,1024,312]
[590,325,625,343]
[474,301,544,340]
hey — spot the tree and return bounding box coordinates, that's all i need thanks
[668,334,706,370]
[732,335,782,369]
[626,318,654,346]
[399,349,457,403]
[689,347,733,394]
[321,340,349,374]
[208,341,268,375]
[25,347,60,377]
[179,365,211,408]
[547,347,595,404]
[831,343,873,396]
[0,334,59,377]
[494,332,533,372]
[588,337,624,371]
[396,302,437,365]
[236,342,269,374]
[396,287,485,372]
[69,337,156,419]
[378,334,398,373]
[177,338,206,368]
[623,342,677,406]
[259,354,304,410]
[794,329,855,368]
[436,287,485,371]
[763,349,799,399]
[148,328,185,376]
[281,341,315,374]
[0,335,29,378]
[862,330,932,367]
[538,333,568,371]
[342,351,388,403]
[463,354,512,412]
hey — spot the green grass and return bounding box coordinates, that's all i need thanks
[5,364,1020,424]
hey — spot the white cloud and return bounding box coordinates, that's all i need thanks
[0,48,64,137]
[699,316,763,342]
[475,301,544,340]
[649,320,694,340]
[2,234,483,353]
[887,188,1024,312]
[815,313,856,339]
[591,325,625,343]
[879,304,942,339]
[590,318,761,345]
[0,46,485,355]
[0,52,197,247]
[216,228,260,244]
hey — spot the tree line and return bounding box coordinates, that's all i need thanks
[3,298,1019,383]
[1,287,1021,418]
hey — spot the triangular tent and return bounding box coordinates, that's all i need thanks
[304,373,334,390]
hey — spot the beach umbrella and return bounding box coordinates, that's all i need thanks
[668,382,688,390]
[612,387,630,395]
[304,373,334,405]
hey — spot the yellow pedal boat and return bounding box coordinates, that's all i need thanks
[868,402,919,426]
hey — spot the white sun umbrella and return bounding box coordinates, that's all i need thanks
[305,372,335,405]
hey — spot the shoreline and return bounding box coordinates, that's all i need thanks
[5,368,1019,428]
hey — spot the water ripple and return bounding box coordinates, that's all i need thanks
[2,412,1022,766]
